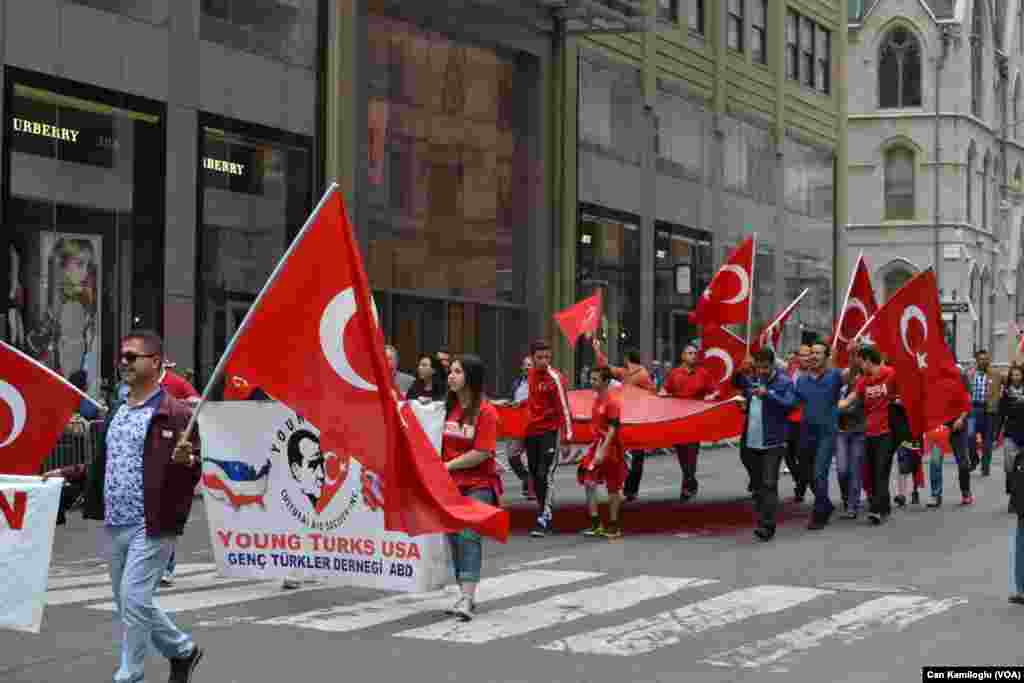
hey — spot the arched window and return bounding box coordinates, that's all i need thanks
[883,266,914,301]
[967,143,976,224]
[885,146,915,219]
[879,28,922,108]
[983,151,991,229]
[972,1,984,117]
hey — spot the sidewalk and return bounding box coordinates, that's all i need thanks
[502,443,813,535]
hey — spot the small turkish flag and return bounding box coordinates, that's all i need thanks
[832,254,879,368]
[222,186,509,541]
[699,325,746,400]
[691,236,754,327]
[554,292,602,346]
[0,341,87,475]
[855,270,969,437]
[751,289,809,356]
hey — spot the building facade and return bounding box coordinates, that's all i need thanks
[0,0,321,399]
[847,0,1024,362]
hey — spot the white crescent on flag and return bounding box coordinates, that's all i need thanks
[0,380,27,448]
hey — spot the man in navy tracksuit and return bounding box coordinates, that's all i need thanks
[734,347,798,541]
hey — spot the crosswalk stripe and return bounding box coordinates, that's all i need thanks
[260,569,602,632]
[700,595,967,670]
[47,563,218,591]
[87,578,323,613]
[397,576,714,645]
[48,571,238,606]
[538,585,830,656]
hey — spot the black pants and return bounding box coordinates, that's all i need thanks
[865,433,895,516]
[525,430,560,524]
[624,451,646,497]
[785,425,810,495]
[949,426,972,495]
[743,445,785,529]
[676,444,700,494]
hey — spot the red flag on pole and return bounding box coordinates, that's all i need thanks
[832,253,879,368]
[0,341,92,474]
[690,236,754,327]
[700,325,746,400]
[854,270,969,437]
[554,291,602,346]
[221,185,509,541]
[750,289,810,355]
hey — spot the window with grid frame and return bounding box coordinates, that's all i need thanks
[786,10,799,80]
[816,27,831,94]
[688,0,704,34]
[801,16,815,88]
[727,0,744,52]
[657,0,679,23]
[752,0,767,65]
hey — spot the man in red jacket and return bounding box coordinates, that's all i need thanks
[525,339,573,537]
[662,343,716,500]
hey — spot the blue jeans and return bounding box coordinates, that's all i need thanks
[802,423,837,518]
[835,431,865,513]
[105,524,194,683]
[928,428,971,498]
[1012,519,1024,595]
[447,488,497,584]
[967,407,994,471]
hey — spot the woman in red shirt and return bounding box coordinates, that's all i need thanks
[442,354,501,622]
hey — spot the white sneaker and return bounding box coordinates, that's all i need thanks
[453,595,475,621]
[159,575,174,587]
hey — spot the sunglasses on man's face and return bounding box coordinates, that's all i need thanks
[120,352,157,364]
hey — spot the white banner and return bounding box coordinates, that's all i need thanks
[197,400,451,593]
[0,475,62,633]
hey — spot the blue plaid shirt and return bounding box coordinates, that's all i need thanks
[973,372,989,405]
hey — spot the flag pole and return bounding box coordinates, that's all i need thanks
[746,232,757,355]
[0,340,105,410]
[180,182,340,442]
[832,251,864,358]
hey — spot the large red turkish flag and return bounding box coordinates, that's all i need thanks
[855,270,969,438]
[691,236,754,327]
[832,254,879,368]
[223,186,509,541]
[554,291,602,347]
[751,289,809,356]
[0,341,86,474]
[700,325,746,400]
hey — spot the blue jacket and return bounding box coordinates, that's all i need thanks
[734,370,798,449]
[795,368,844,429]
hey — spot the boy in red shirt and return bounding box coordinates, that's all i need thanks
[525,339,573,537]
[661,343,715,500]
[840,345,897,524]
[578,366,627,538]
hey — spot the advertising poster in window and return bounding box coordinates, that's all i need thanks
[36,232,102,396]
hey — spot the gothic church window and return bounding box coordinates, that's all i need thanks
[878,28,922,108]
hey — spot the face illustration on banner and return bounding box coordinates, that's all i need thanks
[286,428,352,515]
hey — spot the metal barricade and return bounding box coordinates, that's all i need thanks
[41,419,98,472]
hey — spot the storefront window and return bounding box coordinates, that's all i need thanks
[365,13,538,306]
[654,222,712,365]
[200,0,317,67]
[4,72,165,399]
[196,119,311,385]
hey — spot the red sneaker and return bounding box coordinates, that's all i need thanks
[961,494,975,505]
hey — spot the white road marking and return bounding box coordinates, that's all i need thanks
[48,570,240,606]
[700,595,967,671]
[87,578,322,613]
[539,585,829,656]
[260,570,600,632]
[397,576,711,645]
[817,582,915,594]
[47,563,217,591]
[502,556,577,571]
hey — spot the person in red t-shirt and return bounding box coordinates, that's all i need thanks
[577,366,628,538]
[661,343,715,500]
[525,339,573,537]
[160,365,200,404]
[840,345,897,524]
[442,353,501,621]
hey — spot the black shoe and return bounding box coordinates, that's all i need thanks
[894,495,907,508]
[911,491,920,505]
[927,496,942,508]
[529,523,549,538]
[867,512,882,525]
[806,515,829,530]
[624,493,638,503]
[168,646,203,683]
[982,466,991,477]
[753,526,775,541]
[1009,501,1017,515]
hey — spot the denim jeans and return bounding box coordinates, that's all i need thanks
[448,488,497,584]
[835,431,865,513]
[105,524,194,683]
[967,407,995,471]
[802,423,838,518]
[928,428,971,498]
[1012,518,1024,595]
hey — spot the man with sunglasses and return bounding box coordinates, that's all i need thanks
[44,330,204,683]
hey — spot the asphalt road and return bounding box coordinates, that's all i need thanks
[3,446,1023,683]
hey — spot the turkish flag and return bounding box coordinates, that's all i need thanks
[855,270,969,438]
[832,254,879,368]
[691,236,754,327]
[700,325,746,400]
[223,186,509,541]
[0,341,86,475]
[751,289,809,356]
[554,292,602,346]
